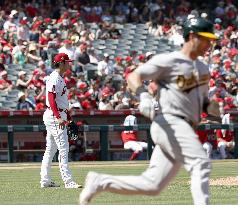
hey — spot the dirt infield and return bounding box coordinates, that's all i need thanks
[210,176,238,186]
[0,161,148,170]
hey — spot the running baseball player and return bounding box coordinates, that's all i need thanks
[79,17,218,205]
[121,115,147,160]
[40,53,82,188]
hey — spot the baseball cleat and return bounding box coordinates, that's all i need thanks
[79,171,100,205]
[65,181,83,188]
[41,181,60,188]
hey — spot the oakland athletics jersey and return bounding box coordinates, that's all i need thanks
[135,51,210,124]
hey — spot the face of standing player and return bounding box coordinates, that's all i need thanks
[190,33,213,57]
[60,61,71,73]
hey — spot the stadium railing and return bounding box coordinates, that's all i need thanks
[1,124,238,163]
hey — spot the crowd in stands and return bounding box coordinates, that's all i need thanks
[0,0,237,160]
[0,0,237,117]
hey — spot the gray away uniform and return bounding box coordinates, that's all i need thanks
[89,51,211,205]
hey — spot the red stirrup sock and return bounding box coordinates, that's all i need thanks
[129,151,140,160]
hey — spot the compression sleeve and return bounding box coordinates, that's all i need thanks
[48,92,61,119]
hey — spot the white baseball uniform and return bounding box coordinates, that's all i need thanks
[81,51,211,205]
[122,115,147,153]
[40,70,74,186]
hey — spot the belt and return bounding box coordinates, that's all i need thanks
[47,106,68,113]
[176,115,196,129]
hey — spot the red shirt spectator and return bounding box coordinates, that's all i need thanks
[0,70,13,92]
[85,11,101,23]
[216,129,234,143]
[197,130,217,149]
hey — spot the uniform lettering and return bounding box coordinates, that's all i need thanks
[61,86,67,96]
[176,73,210,93]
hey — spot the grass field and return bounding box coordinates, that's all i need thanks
[0,160,238,205]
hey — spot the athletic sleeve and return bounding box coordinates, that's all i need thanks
[135,54,171,81]
[48,92,61,119]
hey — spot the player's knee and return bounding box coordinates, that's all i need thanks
[135,146,143,152]
[58,147,69,155]
[218,141,226,148]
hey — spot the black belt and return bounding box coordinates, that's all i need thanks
[47,106,67,113]
[176,115,196,129]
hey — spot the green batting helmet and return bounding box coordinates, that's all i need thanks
[183,17,218,40]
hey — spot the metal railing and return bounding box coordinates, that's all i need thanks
[1,124,238,163]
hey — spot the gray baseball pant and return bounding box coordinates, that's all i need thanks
[93,114,211,205]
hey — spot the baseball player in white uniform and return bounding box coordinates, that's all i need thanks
[40,53,82,188]
[121,115,147,160]
[79,17,218,205]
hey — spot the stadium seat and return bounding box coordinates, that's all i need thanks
[7,64,22,71]
[0,96,6,102]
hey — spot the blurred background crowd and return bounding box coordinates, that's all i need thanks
[0,0,237,119]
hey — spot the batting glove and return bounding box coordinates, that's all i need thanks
[139,92,155,120]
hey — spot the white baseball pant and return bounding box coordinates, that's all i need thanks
[217,141,227,159]
[203,142,213,158]
[90,114,211,205]
[40,109,73,185]
[124,141,147,152]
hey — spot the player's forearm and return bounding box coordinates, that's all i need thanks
[48,92,61,119]
[66,110,72,121]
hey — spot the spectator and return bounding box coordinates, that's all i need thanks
[64,69,76,89]
[216,128,235,159]
[38,29,52,60]
[98,90,113,110]
[196,112,216,158]
[16,70,33,92]
[113,56,124,76]
[58,39,75,60]
[121,115,147,160]
[34,61,46,79]
[138,4,151,23]
[97,53,114,77]
[17,18,30,41]
[74,42,90,75]
[88,47,99,65]
[27,43,41,64]
[2,46,13,64]
[13,45,27,67]
[114,10,127,24]
[0,56,6,72]
[0,70,13,92]
[16,91,35,110]
[3,15,17,31]
[108,24,121,39]
[12,39,24,56]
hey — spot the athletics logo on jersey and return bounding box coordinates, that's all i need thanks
[176,74,209,93]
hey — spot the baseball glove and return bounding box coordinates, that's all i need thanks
[67,121,79,140]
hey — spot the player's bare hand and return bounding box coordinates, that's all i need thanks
[57,118,66,129]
